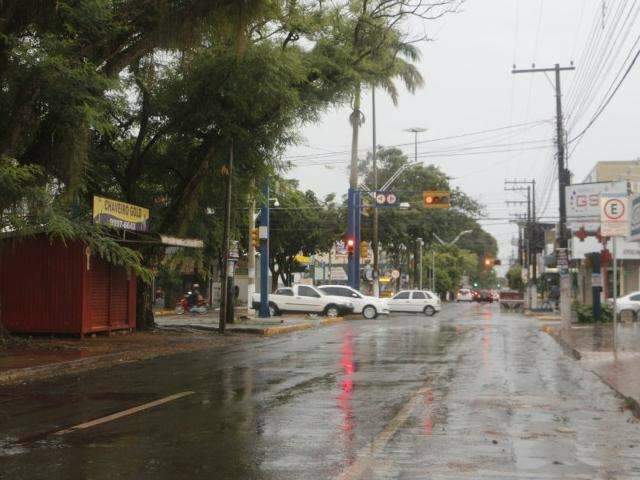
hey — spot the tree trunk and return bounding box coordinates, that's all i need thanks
[136,277,155,330]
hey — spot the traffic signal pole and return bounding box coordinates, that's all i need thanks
[258,181,270,318]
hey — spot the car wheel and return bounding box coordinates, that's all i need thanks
[362,305,377,319]
[268,302,280,317]
[325,305,339,317]
[423,305,436,317]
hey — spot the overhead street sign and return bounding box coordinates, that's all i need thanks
[600,193,629,237]
[374,191,397,207]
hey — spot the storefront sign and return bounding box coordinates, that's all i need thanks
[92,196,149,232]
[566,181,628,230]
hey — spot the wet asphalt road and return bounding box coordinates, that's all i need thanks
[2,303,640,479]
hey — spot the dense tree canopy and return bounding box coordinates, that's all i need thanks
[0,0,475,327]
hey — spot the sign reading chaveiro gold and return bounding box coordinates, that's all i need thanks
[93,196,149,232]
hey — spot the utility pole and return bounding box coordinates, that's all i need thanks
[506,179,538,308]
[372,86,380,297]
[219,141,234,333]
[512,63,575,327]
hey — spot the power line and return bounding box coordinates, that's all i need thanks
[282,119,550,160]
[568,37,640,146]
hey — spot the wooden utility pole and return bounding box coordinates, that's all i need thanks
[512,63,575,323]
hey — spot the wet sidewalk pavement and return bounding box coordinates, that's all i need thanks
[544,322,640,416]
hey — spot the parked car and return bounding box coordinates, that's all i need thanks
[251,285,354,317]
[318,285,389,319]
[387,290,441,316]
[612,291,640,319]
[456,288,473,302]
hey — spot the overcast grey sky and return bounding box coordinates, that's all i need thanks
[285,0,640,264]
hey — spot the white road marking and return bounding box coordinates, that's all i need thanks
[53,391,195,436]
[336,386,429,480]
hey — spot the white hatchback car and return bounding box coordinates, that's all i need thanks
[613,291,640,319]
[318,285,389,319]
[387,290,442,316]
[456,288,473,302]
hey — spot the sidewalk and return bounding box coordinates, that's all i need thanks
[543,322,640,416]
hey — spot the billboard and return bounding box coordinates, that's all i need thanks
[93,196,150,232]
[566,181,628,230]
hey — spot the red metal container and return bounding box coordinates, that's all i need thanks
[0,235,136,335]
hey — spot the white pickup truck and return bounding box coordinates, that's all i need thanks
[251,284,354,317]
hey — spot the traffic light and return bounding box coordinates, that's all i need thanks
[346,238,355,255]
[360,241,369,258]
[423,191,451,209]
[250,228,260,248]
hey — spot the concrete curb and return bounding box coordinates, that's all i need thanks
[543,328,582,360]
[163,316,344,336]
[591,370,640,418]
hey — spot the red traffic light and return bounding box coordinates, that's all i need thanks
[346,238,355,254]
[423,191,451,209]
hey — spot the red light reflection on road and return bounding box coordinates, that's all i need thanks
[337,329,356,463]
[482,309,492,374]
[423,389,434,434]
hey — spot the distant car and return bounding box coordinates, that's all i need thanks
[318,285,389,319]
[457,288,473,302]
[387,290,441,316]
[491,291,500,302]
[474,290,493,303]
[612,291,640,319]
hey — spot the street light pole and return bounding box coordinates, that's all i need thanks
[416,238,424,290]
[372,86,380,297]
[405,127,427,164]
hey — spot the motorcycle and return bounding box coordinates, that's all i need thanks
[175,293,209,315]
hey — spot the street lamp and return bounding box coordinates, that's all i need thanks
[405,127,427,163]
[434,230,473,246]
